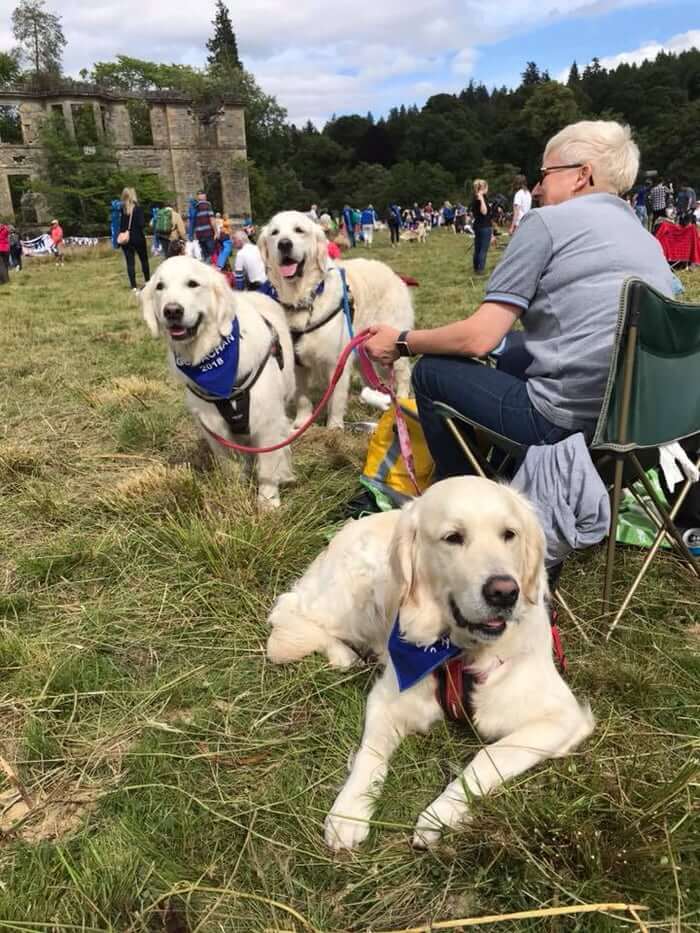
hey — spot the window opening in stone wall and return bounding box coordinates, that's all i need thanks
[127,99,153,146]
[100,105,109,136]
[0,105,23,144]
[9,174,36,224]
[71,103,98,146]
[203,170,223,213]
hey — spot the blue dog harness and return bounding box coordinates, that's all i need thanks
[175,316,283,435]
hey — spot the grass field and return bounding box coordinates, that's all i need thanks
[1,232,698,932]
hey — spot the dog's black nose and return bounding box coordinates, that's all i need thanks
[482,575,519,609]
[278,237,293,254]
[163,302,184,323]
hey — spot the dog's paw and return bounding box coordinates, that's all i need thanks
[412,792,470,848]
[326,641,360,669]
[257,493,281,510]
[324,811,370,851]
[326,419,345,431]
[411,820,443,849]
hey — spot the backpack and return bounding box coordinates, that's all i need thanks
[155,207,173,236]
[360,399,435,508]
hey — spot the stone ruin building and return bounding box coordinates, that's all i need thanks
[0,83,251,228]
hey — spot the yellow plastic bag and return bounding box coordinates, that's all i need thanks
[361,399,434,507]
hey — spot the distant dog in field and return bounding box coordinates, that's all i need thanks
[267,476,594,849]
[258,211,414,430]
[400,222,427,244]
[140,256,295,508]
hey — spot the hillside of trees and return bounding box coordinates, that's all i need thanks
[2,0,699,226]
[263,53,700,217]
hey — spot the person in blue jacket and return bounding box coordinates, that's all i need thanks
[360,204,378,247]
[342,204,356,247]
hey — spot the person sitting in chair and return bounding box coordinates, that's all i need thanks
[364,120,676,480]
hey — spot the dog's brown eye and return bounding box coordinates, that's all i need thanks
[271,229,279,236]
[503,529,516,542]
[155,282,164,290]
[186,280,199,288]
[294,226,304,234]
[443,532,464,546]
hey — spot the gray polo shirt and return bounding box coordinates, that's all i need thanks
[485,193,675,432]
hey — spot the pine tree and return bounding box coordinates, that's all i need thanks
[206,0,241,71]
[521,62,541,86]
[567,61,580,86]
[11,0,66,76]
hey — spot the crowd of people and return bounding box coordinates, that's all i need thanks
[628,178,699,228]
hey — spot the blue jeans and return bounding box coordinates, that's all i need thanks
[413,335,572,480]
[198,237,217,262]
[473,226,492,272]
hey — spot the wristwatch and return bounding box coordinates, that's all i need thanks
[395,330,413,357]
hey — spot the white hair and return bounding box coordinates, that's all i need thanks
[543,120,639,194]
[232,230,248,245]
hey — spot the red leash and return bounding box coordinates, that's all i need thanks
[203,327,421,493]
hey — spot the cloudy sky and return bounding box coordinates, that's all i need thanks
[1,0,698,125]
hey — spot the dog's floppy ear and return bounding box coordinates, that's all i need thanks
[258,224,283,293]
[389,500,444,646]
[257,225,270,268]
[313,222,329,276]
[515,491,547,604]
[140,276,160,337]
[210,267,234,338]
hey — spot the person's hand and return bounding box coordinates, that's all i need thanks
[364,325,400,366]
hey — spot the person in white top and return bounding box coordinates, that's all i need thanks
[510,175,532,234]
[232,230,267,291]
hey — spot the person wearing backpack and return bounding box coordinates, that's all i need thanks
[153,204,185,259]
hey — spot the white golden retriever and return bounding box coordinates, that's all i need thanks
[267,477,594,849]
[141,256,295,508]
[258,211,414,430]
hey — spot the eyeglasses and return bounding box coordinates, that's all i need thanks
[538,164,594,186]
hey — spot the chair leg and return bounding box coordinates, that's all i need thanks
[444,417,487,478]
[629,454,700,577]
[607,462,700,639]
[603,456,625,614]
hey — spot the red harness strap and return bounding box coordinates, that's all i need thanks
[434,617,567,724]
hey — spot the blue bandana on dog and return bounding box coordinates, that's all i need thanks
[174,317,240,398]
[388,617,461,691]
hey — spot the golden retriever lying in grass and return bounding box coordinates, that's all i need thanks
[267,476,594,849]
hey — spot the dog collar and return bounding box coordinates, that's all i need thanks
[262,278,326,311]
[388,616,461,692]
[174,317,240,399]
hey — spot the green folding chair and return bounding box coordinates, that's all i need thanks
[434,277,700,634]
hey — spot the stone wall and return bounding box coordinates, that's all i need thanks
[0,86,250,226]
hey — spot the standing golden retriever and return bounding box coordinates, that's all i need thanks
[267,477,594,849]
[141,256,295,508]
[258,211,414,430]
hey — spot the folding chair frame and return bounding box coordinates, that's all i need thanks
[433,280,700,635]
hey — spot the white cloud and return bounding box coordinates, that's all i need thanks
[4,0,670,124]
[556,29,700,80]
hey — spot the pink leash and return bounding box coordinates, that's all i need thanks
[202,330,420,493]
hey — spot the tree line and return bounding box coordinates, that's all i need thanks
[2,0,699,230]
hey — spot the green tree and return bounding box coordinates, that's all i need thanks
[0,49,22,86]
[31,113,171,234]
[207,0,241,70]
[11,0,66,76]
[522,81,580,144]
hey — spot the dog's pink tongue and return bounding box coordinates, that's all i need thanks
[280,262,298,278]
[484,618,505,628]
[169,326,186,337]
